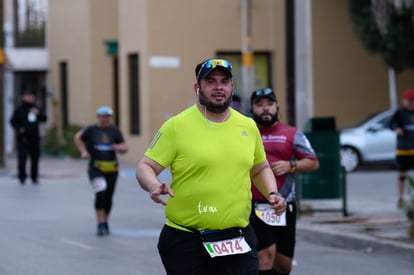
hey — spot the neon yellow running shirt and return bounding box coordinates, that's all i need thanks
[145,105,266,231]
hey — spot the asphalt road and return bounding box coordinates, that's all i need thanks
[1,159,413,275]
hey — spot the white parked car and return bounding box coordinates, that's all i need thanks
[340,109,396,172]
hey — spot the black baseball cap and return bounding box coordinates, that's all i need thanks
[195,58,232,80]
[250,88,277,104]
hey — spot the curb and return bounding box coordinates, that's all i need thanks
[297,222,414,261]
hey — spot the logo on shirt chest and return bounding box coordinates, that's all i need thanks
[101,133,109,143]
[198,201,218,214]
[262,134,286,143]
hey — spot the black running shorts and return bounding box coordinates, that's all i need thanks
[249,202,296,258]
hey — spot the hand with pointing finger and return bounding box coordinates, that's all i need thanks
[150,181,175,206]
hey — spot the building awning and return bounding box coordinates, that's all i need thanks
[4,48,48,71]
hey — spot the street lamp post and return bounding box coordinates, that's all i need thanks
[241,0,255,115]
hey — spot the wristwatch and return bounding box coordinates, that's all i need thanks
[268,191,282,197]
[289,159,297,173]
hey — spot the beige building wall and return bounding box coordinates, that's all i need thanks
[48,0,91,127]
[48,0,414,162]
[252,0,286,122]
[143,0,285,131]
[312,0,389,127]
[48,0,117,125]
[118,0,149,160]
[117,0,286,161]
[398,68,414,103]
[89,0,119,113]
[312,0,414,128]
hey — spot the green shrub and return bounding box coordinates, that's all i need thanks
[42,125,62,156]
[43,124,83,158]
[62,124,83,158]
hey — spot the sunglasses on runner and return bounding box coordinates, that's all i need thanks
[251,88,277,104]
[196,59,233,80]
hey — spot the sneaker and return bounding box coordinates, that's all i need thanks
[97,223,109,236]
[97,223,107,236]
[103,222,110,235]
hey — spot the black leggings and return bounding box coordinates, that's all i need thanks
[88,168,118,214]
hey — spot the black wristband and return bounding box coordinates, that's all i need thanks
[268,191,281,197]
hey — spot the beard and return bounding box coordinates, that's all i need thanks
[252,112,279,127]
[198,89,231,113]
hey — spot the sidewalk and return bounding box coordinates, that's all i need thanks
[0,155,137,179]
[2,156,414,260]
[296,168,414,261]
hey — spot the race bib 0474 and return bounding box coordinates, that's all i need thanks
[202,237,251,258]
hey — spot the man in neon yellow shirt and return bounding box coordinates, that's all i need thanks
[136,58,286,275]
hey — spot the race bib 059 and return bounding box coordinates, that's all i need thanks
[255,203,286,226]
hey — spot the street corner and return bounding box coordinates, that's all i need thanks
[300,213,410,241]
[297,211,414,262]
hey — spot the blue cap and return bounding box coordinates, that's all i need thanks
[96,106,114,116]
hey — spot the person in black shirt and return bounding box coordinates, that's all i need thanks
[10,90,47,184]
[390,89,414,208]
[74,106,128,236]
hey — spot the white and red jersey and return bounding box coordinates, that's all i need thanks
[251,122,318,203]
